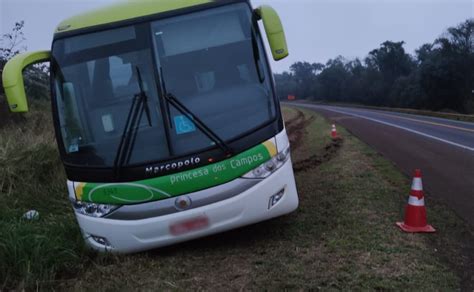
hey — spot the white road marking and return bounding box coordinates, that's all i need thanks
[299,105,474,152]
[372,111,474,133]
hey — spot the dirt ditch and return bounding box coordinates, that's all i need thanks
[285,109,315,151]
[292,138,343,173]
[285,108,343,173]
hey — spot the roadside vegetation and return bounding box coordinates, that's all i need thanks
[0,98,89,289]
[275,19,474,114]
[1,102,473,290]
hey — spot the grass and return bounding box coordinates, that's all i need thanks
[0,99,90,290]
[0,99,472,290]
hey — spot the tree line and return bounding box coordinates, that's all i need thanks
[275,19,474,114]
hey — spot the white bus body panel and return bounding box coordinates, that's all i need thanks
[75,157,298,253]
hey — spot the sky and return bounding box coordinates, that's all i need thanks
[1,0,473,73]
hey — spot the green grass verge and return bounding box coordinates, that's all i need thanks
[0,100,91,290]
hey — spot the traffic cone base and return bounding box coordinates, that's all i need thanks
[396,222,435,233]
[396,204,436,233]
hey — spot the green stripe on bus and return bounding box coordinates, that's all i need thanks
[78,143,272,205]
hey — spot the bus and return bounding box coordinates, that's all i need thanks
[2,0,299,253]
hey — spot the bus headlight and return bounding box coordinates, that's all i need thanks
[72,201,119,218]
[243,146,291,179]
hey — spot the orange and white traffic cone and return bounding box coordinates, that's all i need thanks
[331,124,338,139]
[396,169,435,233]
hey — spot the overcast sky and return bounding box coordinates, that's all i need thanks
[1,0,473,72]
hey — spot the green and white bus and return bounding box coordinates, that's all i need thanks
[2,0,298,253]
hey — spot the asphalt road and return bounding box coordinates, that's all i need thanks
[289,102,474,226]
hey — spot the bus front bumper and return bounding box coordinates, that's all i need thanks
[75,158,299,253]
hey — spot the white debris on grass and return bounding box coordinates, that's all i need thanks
[23,210,39,220]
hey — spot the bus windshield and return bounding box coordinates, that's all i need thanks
[51,3,275,168]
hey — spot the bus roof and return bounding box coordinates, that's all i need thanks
[54,0,216,36]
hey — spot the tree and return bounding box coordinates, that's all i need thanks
[418,19,473,112]
[1,21,50,100]
[317,56,349,101]
[274,72,298,100]
[366,41,413,79]
[0,21,26,61]
[364,41,415,105]
[416,43,433,64]
[1,21,27,95]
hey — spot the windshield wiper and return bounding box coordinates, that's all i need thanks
[158,66,233,157]
[163,92,233,157]
[113,67,152,179]
[160,66,173,128]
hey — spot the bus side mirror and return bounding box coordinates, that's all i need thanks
[255,5,289,61]
[2,50,51,113]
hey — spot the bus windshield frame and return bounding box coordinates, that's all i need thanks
[50,2,279,176]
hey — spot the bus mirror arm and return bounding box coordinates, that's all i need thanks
[2,50,51,113]
[254,6,289,61]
